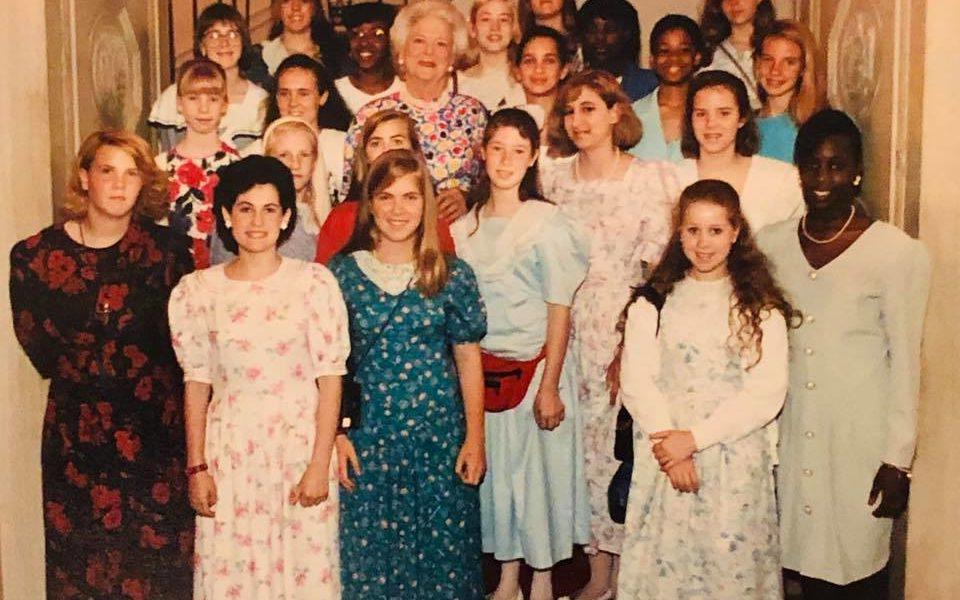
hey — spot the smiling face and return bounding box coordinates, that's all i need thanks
[371,172,425,245]
[268,129,317,193]
[401,15,455,85]
[691,85,744,156]
[279,0,314,34]
[652,27,700,86]
[757,36,803,100]
[483,126,537,192]
[276,67,325,128]
[680,200,739,280]
[798,134,861,213]
[530,0,563,20]
[516,36,567,97]
[582,17,628,70]
[721,0,761,27]
[349,21,391,71]
[365,119,415,162]
[79,145,144,221]
[563,86,619,152]
[225,183,290,254]
[199,21,243,70]
[472,0,514,54]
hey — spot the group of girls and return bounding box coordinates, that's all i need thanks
[10,0,931,599]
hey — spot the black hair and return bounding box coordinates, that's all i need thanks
[468,108,548,227]
[513,25,572,67]
[794,108,864,169]
[341,2,397,30]
[214,155,298,254]
[650,14,706,61]
[576,0,641,64]
[264,54,353,132]
[681,70,759,158]
[193,3,254,73]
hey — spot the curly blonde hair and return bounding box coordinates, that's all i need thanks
[62,129,168,222]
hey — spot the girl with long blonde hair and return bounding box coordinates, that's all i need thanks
[329,149,489,599]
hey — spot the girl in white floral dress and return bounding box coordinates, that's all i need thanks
[540,70,678,599]
[169,156,349,599]
[617,179,795,599]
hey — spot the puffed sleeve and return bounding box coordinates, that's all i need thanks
[776,162,805,224]
[534,212,588,306]
[304,263,351,377]
[167,272,214,384]
[9,235,65,379]
[619,299,673,436]
[881,240,931,468]
[631,161,680,278]
[443,259,487,344]
[689,309,789,451]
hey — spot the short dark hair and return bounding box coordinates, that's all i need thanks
[681,70,759,158]
[214,155,298,254]
[576,0,641,63]
[341,2,397,30]
[794,109,864,169]
[265,54,353,132]
[513,25,572,67]
[650,14,706,61]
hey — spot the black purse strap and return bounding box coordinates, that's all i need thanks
[717,42,760,102]
[350,276,415,373]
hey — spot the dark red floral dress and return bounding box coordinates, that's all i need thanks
[9,219,195,599]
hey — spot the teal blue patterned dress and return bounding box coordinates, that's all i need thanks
[328,253,488,600]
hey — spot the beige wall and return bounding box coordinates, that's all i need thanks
[905,1,960,598]
[0,2,54,599]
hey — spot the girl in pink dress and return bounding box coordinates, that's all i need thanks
[169,155,349,599]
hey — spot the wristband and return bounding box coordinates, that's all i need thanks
[186,463,208,477]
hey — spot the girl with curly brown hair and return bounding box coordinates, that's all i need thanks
[616,178,797,599]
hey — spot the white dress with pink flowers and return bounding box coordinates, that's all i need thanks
[168,258,350,599]
[541,157,678,554]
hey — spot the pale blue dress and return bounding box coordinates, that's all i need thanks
[756,220,931,585]
[628,87,684,163]
[757,113,799,164]
[617,277,787,599]
[451,201,591,569]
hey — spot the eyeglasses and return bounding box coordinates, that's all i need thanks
[204,29,242,43]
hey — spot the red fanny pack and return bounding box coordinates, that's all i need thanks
[481,348,546,412]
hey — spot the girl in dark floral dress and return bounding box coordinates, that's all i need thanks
[9,130,194,598]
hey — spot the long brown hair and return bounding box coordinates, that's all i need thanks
[341,149,449,296]
[468,108,548,233]
[63,130,168,222]
[626,179,799,368]
[349,110,422,200]
[699,0,776,61]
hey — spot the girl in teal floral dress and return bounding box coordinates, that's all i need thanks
[329,149,488,599]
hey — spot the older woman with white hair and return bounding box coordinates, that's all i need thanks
[341,0,488,222]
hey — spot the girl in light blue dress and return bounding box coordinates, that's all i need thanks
[452,109,590,600]
[617,179,797,599]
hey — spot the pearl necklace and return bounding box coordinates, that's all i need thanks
[801,205,856,245]
[574,148,622,182]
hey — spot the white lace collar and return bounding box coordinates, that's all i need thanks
[352,250,416,295]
